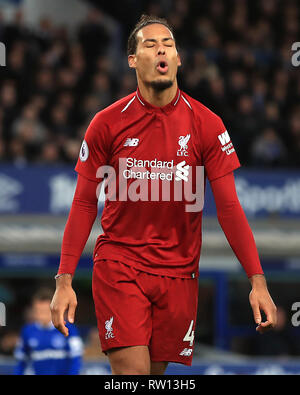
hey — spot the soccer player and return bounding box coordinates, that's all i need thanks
[15,288,82,375]
[50,15,277,375]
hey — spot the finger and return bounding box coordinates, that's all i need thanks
[259,306,277,330]
[250,301,262,325]
[261,319,276,329]
[267,309,277,328]
[56,315,69,337]
[58,309,69,336]
[51,307,69,336]
[67,302,77,324]
[256,321,273,334]
[57,322,69,337]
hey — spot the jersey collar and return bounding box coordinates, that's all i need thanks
[35,322,56,330]
[136,87,181,115]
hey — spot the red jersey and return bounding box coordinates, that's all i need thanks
[75,88,240,278]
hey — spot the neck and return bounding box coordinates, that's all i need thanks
[38,321,53,328]
[137,79,178,107]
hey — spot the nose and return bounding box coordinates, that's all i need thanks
[157,45,166,55]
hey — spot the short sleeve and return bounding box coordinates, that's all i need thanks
[75,112,110,182]
[200,112,240,181]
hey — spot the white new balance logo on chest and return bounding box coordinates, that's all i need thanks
[124,138,139,147]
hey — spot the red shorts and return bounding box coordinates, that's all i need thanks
[92,259,198,366]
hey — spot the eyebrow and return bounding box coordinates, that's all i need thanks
[142,37,174,44]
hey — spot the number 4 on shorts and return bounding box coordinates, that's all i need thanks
[183,320,194,346]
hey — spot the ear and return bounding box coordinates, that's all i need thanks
[128,54,137,69]
[177,52,182,67]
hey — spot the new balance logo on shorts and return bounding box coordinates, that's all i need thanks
[124,138,139,147]
[179,348,193,357]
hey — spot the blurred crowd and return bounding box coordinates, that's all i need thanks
[0,0,299,167]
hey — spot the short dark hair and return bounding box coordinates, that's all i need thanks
[127,14,175,56]
[32,287,53,304]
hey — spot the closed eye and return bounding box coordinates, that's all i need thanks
[143,38,175,48]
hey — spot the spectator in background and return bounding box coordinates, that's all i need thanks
[0,330,19,356]
[252,78,268,112]
[62,139,81,164]
[80,94,103,124]
[14,287,83,375]
[78,8,112,64]
[183,50,219,96]
[11,104,47,161]
[263,102,282,131]
[56,91,75,114]
[91,72,112,109]
[232,94,263,163]
[8,138,27,166]
[33,68,55,98]
[0,81,18,142]
[203,76,228,120]
[226,70,248,108]
[38,141,61,164]
[251,127,287,167]
[116,72,138,100]
[289,107,300,166]
[48,105,71,138]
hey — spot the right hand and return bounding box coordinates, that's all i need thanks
[50,274,77,337]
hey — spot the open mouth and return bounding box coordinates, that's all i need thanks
[156,61,169,74]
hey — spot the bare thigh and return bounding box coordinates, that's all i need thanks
[150,361,169,375]
[107,345,151,375]
[107,346,168,375]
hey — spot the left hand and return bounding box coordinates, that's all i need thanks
[249,275,277,334]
